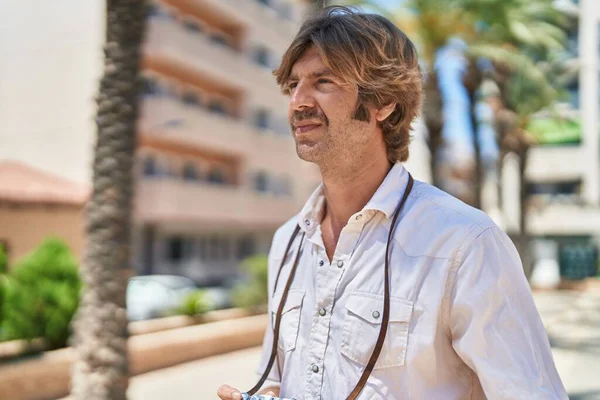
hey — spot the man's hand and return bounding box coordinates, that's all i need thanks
[217,385,243,400]
[217,385,278,399]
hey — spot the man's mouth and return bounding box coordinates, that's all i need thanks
[295,123,322,134]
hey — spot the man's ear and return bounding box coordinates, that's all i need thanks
[375,103,396,122]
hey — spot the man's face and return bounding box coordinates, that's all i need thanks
[286,46,375,167]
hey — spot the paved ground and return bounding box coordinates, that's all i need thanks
[127,290,600,400]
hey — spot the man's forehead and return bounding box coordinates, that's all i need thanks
[289,47,330,78]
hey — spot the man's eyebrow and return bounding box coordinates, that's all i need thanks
[286,68,335,82]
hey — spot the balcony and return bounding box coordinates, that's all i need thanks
[139,97,256,156]
[211,0,298,51]
[135,179,300,228]
[143,16,282,98]
[525,145,585,182]
[527,202,600,235]
[144,16,250,90]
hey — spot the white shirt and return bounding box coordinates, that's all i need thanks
[256,163,567,400]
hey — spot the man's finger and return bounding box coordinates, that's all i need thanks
[217,384,242,400]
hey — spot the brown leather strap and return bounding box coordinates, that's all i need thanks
[346,173,414,399]
[247,173,414,399]
[247,225,304,395]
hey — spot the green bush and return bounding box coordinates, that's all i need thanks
[0,245,5,325]
[0,277,5,327]
[0,245,7,275]
[231,254,269,310]
[0,238,81,350]
[173,290,210,317]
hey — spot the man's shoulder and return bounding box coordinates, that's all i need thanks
[394,180,498,258]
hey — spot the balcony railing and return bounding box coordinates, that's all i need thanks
[135,179,300,228]
[526,145,585,182]
[139,97,255,156]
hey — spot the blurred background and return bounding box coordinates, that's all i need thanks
[0,0,598,399]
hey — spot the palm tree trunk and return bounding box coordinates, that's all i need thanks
[516,145,534,279]
[423,71,444,188]
[463,59,482,209]
[71,1,147,399]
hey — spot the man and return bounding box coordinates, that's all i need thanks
[218,6,566,400]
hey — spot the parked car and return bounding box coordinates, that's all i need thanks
[126,275,197,321]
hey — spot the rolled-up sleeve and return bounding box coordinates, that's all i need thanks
[448,226,567,399]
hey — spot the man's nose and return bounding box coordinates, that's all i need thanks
[289,81,316,111]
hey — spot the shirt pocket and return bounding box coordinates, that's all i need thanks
[341,292,413,369]
[271,289,305,353]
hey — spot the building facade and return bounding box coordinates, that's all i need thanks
[503,0,600,282]
[0,0,432,284]
[132,0,326,284]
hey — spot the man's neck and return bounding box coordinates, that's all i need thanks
[320,156,392,231]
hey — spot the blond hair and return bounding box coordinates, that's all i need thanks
[274,6,423,163]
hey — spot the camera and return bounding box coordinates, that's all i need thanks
[241,394,296,400]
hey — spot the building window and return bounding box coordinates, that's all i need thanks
[254,171,268,193]
[236,236,256,260]
[182,91,201,107]
[207,167,226,184]
[143,156,160,177]
[183,163,199,181]
[273,117,290,136]
[142,76,171,98]
[255,109,270,130]
[219,238,230,260]
[142,77,159,96]
[183,19,203,33]
[197,237,207,261]
[566,79,580,109]
[208,236,220,260]
[210,34,230,48]
[253,46,270,68]
[279,3,292,20]
[275,175,292,196]
[208,100,228,116]
[167,237,184,262]
[146,3,171,19]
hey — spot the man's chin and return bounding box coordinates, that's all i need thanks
[295,143,321,163]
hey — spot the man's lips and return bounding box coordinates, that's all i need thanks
[294,123,322,133]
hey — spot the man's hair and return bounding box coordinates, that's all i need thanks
[274,6,423,163]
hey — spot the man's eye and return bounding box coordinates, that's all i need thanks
[288,82,298,89]
[318,79,332,84]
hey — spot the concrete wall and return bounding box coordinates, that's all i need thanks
[0,0,104,185]
[0,204,85,265]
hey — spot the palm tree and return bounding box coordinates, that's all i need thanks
[480,47,573,276]
[343,0,478,188]
[461,0,569,209]
[71,1,147,399]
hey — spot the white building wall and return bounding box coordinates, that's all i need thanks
[0,0,104,185]
[579,0,600,206]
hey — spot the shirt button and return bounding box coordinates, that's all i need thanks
[319,260,324,266]
[337,260,344,268]
[304,219,311,226]
[312,364,319,373]
[355,214,362,220]
[372,310,380,319]
[319,308,326,316]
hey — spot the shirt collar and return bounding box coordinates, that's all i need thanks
[364,162,410,218]
[297,163,410,233]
